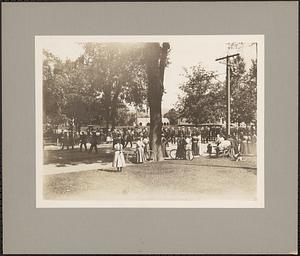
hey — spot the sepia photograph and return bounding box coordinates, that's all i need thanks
[3,1,298,253]
[35,35,264,207]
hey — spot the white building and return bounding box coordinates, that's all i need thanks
[177,117,193,126]
[177,117,224,126]
[136,117,170,126]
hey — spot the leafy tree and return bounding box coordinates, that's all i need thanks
[115,106,136,126]
[177,65,225,125]
[230,57,257,125]
[82,43,147,128]
[177,55,257,127]
[225,42,257,125]
[43,50,68,126]
[43,50,103,131]
[63,57,99,130]
[163,108,179,125]
[43,42,171,163]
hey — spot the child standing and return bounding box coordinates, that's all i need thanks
[112,139,126,172]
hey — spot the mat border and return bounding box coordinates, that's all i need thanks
[2,2,297,254]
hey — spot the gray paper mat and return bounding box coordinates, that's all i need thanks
[2,2,298,254]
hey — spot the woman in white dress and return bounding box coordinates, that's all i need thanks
[185,135,193,159]
[142,136,150,157]
[112,139,126,172]
[136,137,145,163]
[106,130,112,144]
[197,132,202,155]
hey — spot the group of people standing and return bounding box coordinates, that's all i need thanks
[57,128,133,153]
[52,125,257,172]
[58,131,99,153]
[169,133,202,159]
[112,136,149,172]
[56,125,256,151]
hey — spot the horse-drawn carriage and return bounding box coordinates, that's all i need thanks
[207,139,238,160]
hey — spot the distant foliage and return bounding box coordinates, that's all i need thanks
[177,65,225,125]
[230,57,257,125]
[163,108,179,125]
[177,57,257,125]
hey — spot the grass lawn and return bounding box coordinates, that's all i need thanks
[43,144,135,166]
[43,155,257,201]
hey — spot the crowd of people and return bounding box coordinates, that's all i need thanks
[52,125,254,145]
[44,125,257,171]
[50,125,256,157]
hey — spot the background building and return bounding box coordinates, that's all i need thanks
[136,117,170,127]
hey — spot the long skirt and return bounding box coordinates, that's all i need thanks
[176,147,185,159]
[246,142,251,154]
[240,141,247,155]
[112,151,126,167]
[136,147,145,163]
[192,142,199,155]
[198,142,202,155]
[162,143,168,157]
[249,142,257,155]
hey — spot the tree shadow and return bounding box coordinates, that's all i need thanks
[96,169,119,173]
[43,148,113,166]
[166,160,257,171]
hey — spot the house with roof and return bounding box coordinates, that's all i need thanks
[136,117,170,127]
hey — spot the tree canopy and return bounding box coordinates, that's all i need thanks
[231,58,257,124]
[177,65,225,125]
[177,57,257,125]
[43,43,149,130]
[163,108,179,125]
[43,42,170,161]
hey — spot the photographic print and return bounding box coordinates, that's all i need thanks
[36,35,264,207]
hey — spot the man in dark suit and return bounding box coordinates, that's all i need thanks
[79,131,87,152]
[61,131,69,150]
[69,131,74,150]
[89,131,98,153]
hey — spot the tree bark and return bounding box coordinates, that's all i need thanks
[111,85,122,129]
[104,92,111,129]
[111,100,118,129]
[144,43,169,161]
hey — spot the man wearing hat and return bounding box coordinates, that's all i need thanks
[79,131,87,152]
[89,131,98,153]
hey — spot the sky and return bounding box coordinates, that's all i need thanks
[40,36,258,114]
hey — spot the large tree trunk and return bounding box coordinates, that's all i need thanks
[105,106,111,129]
[103,89,112,129]
[111,102,118,129]
[105,105,111,129]
[110,86,122,129]
[144,43,169,161]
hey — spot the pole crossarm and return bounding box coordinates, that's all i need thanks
[215,53,239,136]
[215,53,240,62]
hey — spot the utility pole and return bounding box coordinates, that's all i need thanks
[135,106,138,126]
[252,42,258,85]
[215,53,239,136]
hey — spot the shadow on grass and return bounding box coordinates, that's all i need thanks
[96,169,120,173]
[166,160,257,171]
[43,148,113,166]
